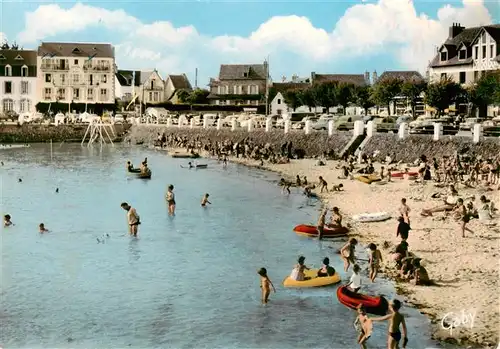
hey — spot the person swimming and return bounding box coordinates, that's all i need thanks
[201,193,211,207]
[39,223,49,233]
[188,162,194,169]
[4,214,13,227]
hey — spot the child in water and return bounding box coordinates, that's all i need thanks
[354,305,373,349]
[166,185,176,215]
[4,214,13,227]
[39,223,49,233]
[368,243,383,283]
[201,193,211,207]
[257,268,275,304]
[340,238,358,272]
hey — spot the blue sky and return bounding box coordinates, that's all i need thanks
[1,0,498,87]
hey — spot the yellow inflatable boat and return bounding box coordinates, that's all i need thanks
[355,174,381,184]
[282,269,341,288]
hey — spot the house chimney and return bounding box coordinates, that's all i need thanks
[449,22,465,39]
[364,71,370,85]
[372,71,378,84]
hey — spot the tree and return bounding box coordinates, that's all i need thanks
[299,87,319,112]
[188,88,210,104]
[401,80,427,118]
[354,85,375,115]
[467,71,500,117]
[335,83,355,114]
[425,78,464,117]
[176,89,191,104]
[283,89,303,111]
[313,82,337,112]
[371,77,402,116]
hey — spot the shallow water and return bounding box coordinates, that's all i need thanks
[1,144,441,348]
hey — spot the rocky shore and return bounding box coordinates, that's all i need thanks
[361,134,500,162]
[125,126,353,157]
[0,124,130,143]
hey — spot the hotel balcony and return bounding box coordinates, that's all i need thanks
[83,65,112,72]
[41,64,69,71]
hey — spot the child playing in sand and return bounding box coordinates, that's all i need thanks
[347,264,362,292]
[331,183,344,192]
[410,259,431,286]
[354,304,373,349]
[368,243,383,283]
[318,176,328,193]
[201,193,211,207]
[4,214,13,227]
[257,268,276,304]
[371,299,408,349]
[39,223,49,233]
[340,238,357,272]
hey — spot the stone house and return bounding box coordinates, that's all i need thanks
[207,63,268,106]
[164,74,193,104]
[270,82,310,115]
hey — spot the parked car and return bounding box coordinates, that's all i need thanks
[312,115,337,130]
[395,115,413,126]
[459,117,487,130]
[410,123,459,135]
[335,115,363,131]
[370,117,397,133]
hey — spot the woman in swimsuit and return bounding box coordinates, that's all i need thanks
[166,185,176,215]
[340,238,357,272]
[290,256,310,281]
[368,243,383,283]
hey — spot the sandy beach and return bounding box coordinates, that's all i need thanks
[222,156,500,347]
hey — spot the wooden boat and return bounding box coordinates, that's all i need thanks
[336,285,388,315]
[293,224,349,238]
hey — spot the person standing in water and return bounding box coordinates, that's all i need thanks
[39,223,49,233]
[257,268,276,304]
[316,208,327,240]
[371,299,408,349]
[4,214,13,227]
[166,185,176,215]
[201,193,211,207]
[340,238,358,272]
[368,243,383,282]
[120,202,140,236]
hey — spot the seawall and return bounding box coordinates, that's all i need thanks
[125,126,353,157]
[362,134,500,162]
[0,124,131,143]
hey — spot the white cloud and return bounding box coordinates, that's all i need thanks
[0,32,7,44]
[15,0,493,82]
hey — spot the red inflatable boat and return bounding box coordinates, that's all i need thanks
[391,171,418,178]
[293,224,349,238]
[336,286,388,315]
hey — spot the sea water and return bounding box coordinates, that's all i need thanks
[1,144,444,348]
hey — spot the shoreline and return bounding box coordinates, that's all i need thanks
[159,146,498,348]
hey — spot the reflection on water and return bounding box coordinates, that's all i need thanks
[0,144,442,348]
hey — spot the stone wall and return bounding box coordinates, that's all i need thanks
[126,126,353,157]
[0,124,130,143]
[362,134,500,162]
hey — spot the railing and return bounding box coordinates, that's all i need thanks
[41,64,69,71]
[83,65,111,71]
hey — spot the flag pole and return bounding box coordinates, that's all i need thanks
[265,56,270,117]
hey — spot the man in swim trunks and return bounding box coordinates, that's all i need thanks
[121,202,140,236]
[371,299,408,349]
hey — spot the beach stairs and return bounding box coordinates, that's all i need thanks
[340,134,366,159]
[354,136,371,158]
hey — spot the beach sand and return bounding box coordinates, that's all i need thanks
[226,156,500,347]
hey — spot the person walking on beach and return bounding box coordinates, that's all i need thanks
[399,198,411,225]
[396,217,411,241]
[371,299,408,349]
[166,185,176,215]
[120,202,140,236]
[340,238,357,272]
[257,268,276,304]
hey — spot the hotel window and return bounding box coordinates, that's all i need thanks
[458,49,466,60]
[474,47,478,59]
[74,59,79,65]
[100,88,107,101]
[21,66,28,77]
[490,45,494,58]
[73,74,80,84]
[21,81,29,94]
[440,52,447,61]
[149,92,153,100]
[102,74,107,83]
[73,88,80,100]
[45,74,52,83]
[44,88,52,100]
[87,88,94,100]
[4,81,12,94]
[57,88,65,100]
[20,99,31,113]
[5,65,12,76]
[482,46,486,59]
[2,99,13,111]
[60,74,66,85]
[459,72,466,84]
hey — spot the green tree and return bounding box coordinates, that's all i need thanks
[314,82,337,112]
[335,83,355,115]
[401,80,427,118]
[354,85,375,116]
[467,71,500,117]
[176,89,191,104]
[299,87,319,112]
[283,89,303,111]
[188,88,210,104]
[425,78,463,117]
[371,77,402,116]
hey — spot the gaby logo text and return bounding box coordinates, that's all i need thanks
[441,309,476,336]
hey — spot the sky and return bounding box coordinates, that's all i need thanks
[0,0,498,87]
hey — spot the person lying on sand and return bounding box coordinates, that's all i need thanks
[331,183,344,192]
[421,185,460,216]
